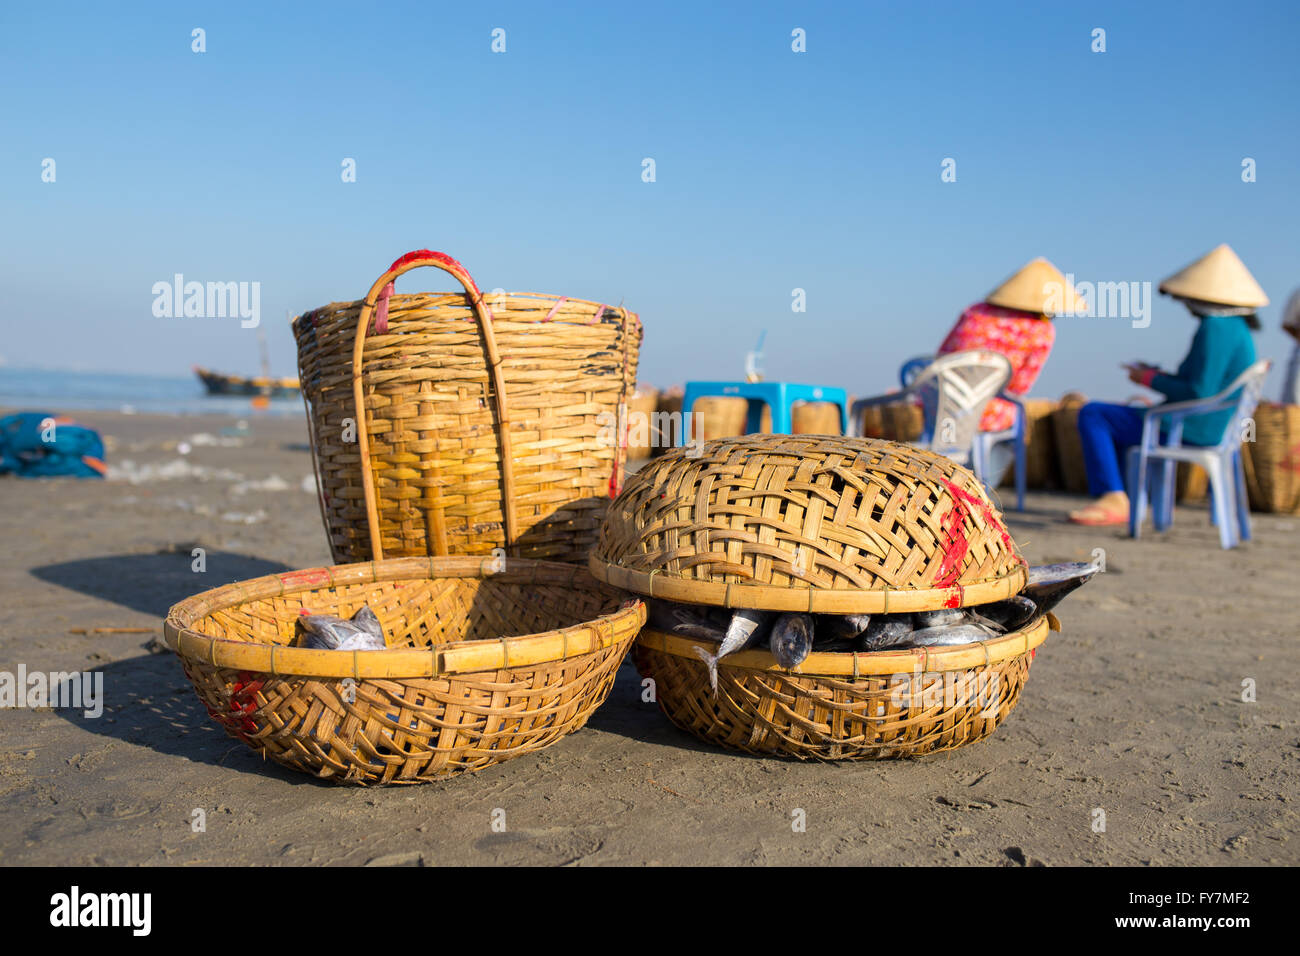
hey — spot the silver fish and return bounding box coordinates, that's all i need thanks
[915,607,967,628]
[815,638,861,653]
[297,605,388,651]
[967,595,1038,633]
[1023,561,1100,615]
[769,612,814,669]
[693,608,772,692]
[858,617,915,651]
[646,598,729,641]
[903,622,998,647]
[351,606,384,640]
[815,612,872,643]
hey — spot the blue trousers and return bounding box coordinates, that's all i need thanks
[1077,402,1144,496]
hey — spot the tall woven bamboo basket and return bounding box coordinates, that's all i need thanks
[1242,402,1300,513]
[165,557,644,785]
[293,249,642,565]
[590,434,1048,759]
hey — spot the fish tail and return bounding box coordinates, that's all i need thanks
[691,644,720,695]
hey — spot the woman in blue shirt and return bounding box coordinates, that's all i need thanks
[1069,245,1267,526]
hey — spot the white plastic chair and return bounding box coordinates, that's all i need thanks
[898,354,1029,511]
[851,350,1013,494]
[1125,359,1271,549]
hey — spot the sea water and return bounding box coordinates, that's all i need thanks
[0,367,306,418]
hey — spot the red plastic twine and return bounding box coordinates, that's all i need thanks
[385,249,490,325]
[374,282,394,334]
[935,478,1023,606]
[215,670,265,741]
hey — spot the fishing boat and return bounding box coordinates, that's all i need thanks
[194,366,300,398]
[194,325,300,399]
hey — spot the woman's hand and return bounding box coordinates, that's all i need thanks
[1124,362,1159,386]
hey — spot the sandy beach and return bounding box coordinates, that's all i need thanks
[1,409,1295,867]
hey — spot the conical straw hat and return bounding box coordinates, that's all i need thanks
[1159,244,1269,309]
[984,257,1085,317]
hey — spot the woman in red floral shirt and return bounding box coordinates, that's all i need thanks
[936,257,1084,432]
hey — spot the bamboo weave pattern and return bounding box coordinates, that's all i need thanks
[294,251,641,564]
[591,434,1026,612]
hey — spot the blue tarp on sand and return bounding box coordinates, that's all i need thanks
[0,411,106,478]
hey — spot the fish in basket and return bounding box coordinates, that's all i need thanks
[164,557,645,784]
[589,434,1097,759]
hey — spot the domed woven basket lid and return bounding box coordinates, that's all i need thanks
[590,434,1027,613]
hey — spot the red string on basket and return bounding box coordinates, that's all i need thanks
[934,479,973,590]
[935,477,1024,603]
[219,670,264,741]
[374,282,394,334]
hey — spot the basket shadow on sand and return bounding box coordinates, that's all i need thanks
[32,550,314,782]
[57,647,320,784]
[31,549,294,618]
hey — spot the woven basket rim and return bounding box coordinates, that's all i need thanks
[636,613,1053,676]
[590,554,1028,613]
[163,556,645,679]
[291,291,641,332]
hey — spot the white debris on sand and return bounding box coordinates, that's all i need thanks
[187,432,247,448]
[220,509,268,525]
[107,459,244,485]
[230,474,292,495]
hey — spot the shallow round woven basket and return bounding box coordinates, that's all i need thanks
[634,615,1054,759]
[590,434,1027,613]
[293,249,642,565]
[164,557,644,785]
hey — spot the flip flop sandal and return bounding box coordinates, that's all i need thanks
[1068,506,1128,527]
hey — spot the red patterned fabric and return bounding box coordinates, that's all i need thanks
[937,302,1055,432]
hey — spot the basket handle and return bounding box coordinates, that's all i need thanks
[351,250,519,560]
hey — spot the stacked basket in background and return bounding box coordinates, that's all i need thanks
[630,388,846,461]
[791,401,845,434]
[1051,393,1090,494]
[293,250,642,564]
[637,389,1225,506]
[1019,398,1061,490]
[854,397,924,443]
[1242,402,1300,514]
[625,386,660,461]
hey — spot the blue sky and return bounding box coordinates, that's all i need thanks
[2,1,1297,399]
